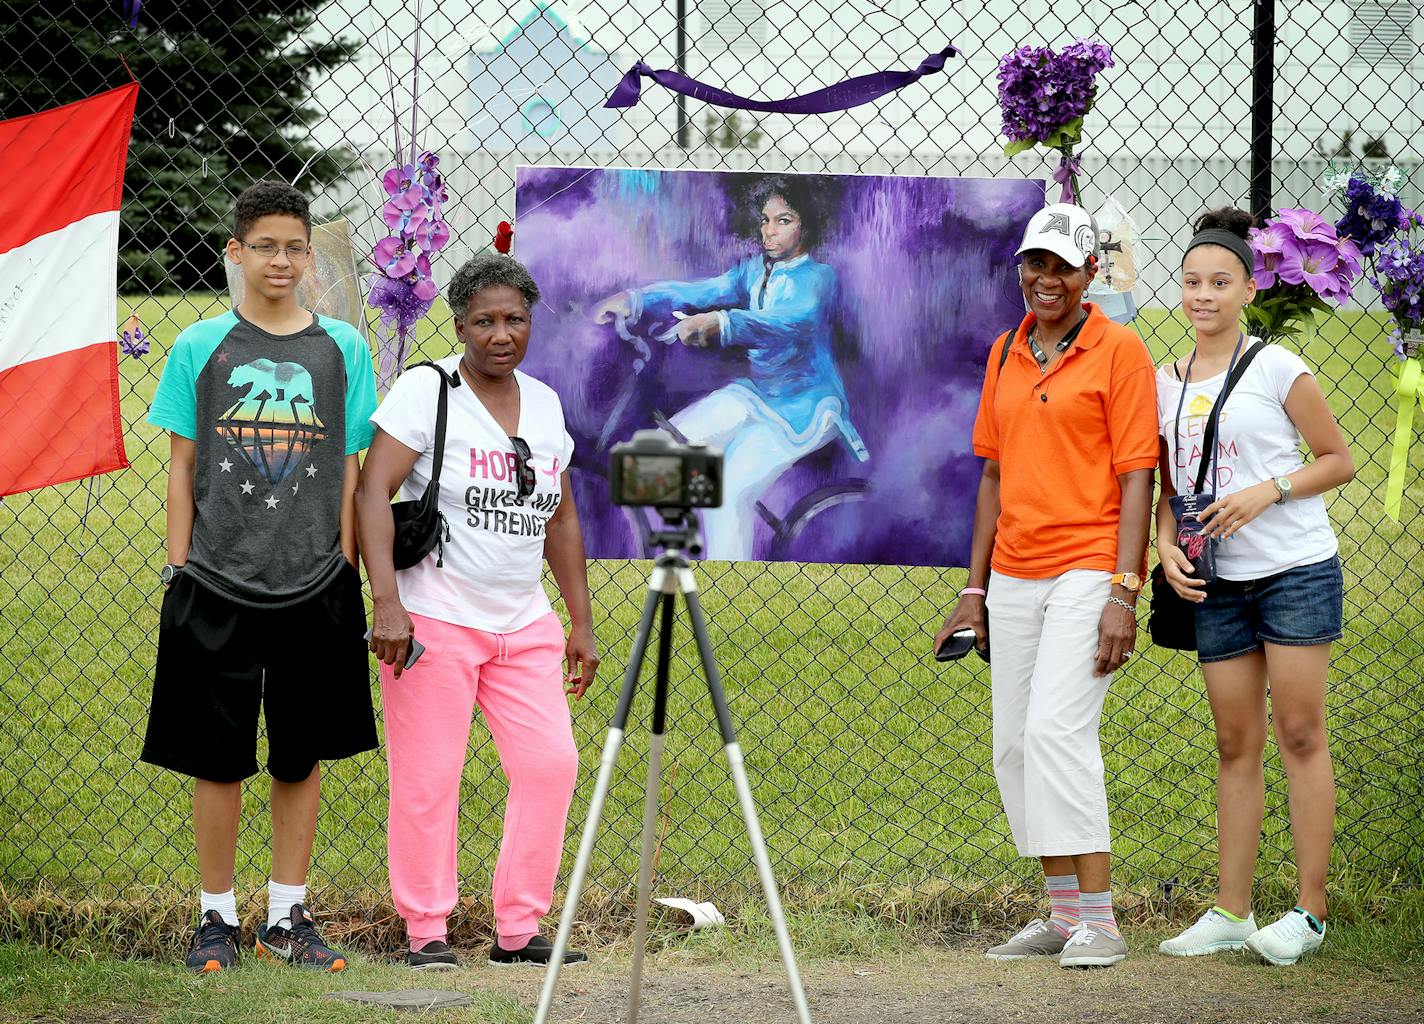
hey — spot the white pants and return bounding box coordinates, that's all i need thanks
[986,569,1114,857]
[671,387,826,561]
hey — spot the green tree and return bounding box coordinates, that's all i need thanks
[1,2,356,291]
[702,110,764,152]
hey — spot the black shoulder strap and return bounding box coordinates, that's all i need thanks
[1193,341,1267,493]
[997,331,1013,371]
[405,361,452,488]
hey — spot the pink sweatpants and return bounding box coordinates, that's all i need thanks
[382,611,578,947]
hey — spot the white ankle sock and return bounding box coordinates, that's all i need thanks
[200,889,239,928]
[267,880,306,929]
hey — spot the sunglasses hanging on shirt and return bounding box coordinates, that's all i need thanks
[509,436,536,503]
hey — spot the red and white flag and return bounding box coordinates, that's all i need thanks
[0,84,138,496]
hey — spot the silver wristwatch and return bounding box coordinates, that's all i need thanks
[1272,476,1292,504]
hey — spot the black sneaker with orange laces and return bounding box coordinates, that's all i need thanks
[255,903,347,971]
[186,910,240,973]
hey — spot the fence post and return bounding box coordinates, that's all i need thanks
[675,0,690,149]
[1250,0,1276,219]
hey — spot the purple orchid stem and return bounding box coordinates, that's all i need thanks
[408,0,424,166]
[394,324,410,383]
[374,318,395,394]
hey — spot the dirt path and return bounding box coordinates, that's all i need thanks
[476,947,1422,1024]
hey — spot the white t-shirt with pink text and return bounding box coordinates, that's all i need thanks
[1156,340,1338,581]
[371,356,575,633]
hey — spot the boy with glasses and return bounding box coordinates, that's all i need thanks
[143,180,378,972]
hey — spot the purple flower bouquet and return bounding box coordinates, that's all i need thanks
[1246,208,1362,341]
[1336,173,1413,257]
[368,150,450,391]
[1371,236,1424,359]
[997,39,1114,203]
[366,3,451,393]
[1371,234,1424,520]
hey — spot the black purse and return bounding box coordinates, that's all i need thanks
[390,362,453,570]
[1148,341,1265,650]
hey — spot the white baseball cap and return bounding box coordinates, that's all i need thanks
[1016,203,1099,268]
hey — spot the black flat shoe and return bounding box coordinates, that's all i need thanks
[488,935,587,967]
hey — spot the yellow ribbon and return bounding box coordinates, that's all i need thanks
[1384,357,1423,522]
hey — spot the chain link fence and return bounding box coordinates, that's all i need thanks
[2,0,1422,943]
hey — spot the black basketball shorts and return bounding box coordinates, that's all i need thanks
[141,561,377,783]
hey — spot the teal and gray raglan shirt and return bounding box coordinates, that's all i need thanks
[148,310,377,607]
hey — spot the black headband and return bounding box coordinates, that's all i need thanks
[1184,229,1255,276]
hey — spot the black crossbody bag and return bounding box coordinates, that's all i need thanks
[1148,341,1266,650]
[390,362,454,570]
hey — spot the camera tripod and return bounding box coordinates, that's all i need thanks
[533,510,813,1024]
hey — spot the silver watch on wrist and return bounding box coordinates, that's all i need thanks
[160,563,184,586]
[1272,475,1292,504]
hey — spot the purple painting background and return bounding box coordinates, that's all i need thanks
[513,165,1044,567]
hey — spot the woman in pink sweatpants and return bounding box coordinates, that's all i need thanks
[355,254,600,968]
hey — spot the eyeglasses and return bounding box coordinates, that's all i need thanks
[240,240,311,261]
[510,436,536,503]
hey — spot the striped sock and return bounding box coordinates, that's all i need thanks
[1046,874,1080,937]
[1079,889,1120,938]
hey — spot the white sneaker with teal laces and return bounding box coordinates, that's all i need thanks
[1245,908,1325,966]
[1158,908,1256,956]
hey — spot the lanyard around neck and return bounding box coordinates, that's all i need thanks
[1027,310,1089,370]
[1173,333,1244,495]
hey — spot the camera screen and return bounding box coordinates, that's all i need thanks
[619,454,683,505]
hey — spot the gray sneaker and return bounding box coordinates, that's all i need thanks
[985,919,1068,960]
[1058,922,1128,967]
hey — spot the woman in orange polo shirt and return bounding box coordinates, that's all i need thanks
[934,203,1158,968]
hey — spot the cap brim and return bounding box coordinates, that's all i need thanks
[1016,238,1089,268]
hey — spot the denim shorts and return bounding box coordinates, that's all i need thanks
[1195,555,1344,663]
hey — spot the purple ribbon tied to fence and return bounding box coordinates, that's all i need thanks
[604,44,960,113]
[1052,153,1082,204]
[123,0,141,29]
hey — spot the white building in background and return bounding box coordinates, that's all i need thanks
[467,3,623,150]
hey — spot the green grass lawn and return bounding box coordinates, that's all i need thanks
[3,903,1422,1024]
[1,296,1420,953]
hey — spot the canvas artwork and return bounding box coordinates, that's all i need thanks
[513,165,1046,567]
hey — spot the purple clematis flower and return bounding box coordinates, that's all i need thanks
[1248,223,1293,288]
[1278,238,1345,297]
[1274,207,1336,243]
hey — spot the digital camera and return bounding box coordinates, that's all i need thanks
[609,430,723,509]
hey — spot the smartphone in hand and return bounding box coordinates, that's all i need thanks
[935,628,979,662]
[363,628,425,670]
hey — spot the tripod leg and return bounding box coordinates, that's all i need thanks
[534,581,664,1024]
[532,728,625,1024]
[627,591,677,1024]
[683,584,814,1024]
